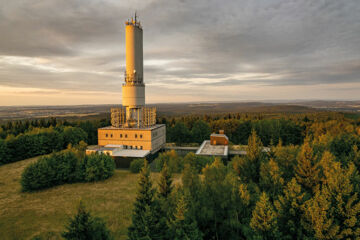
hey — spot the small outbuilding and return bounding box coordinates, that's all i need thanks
[210,130,229,145]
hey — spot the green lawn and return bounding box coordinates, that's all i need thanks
[0,157,168,240]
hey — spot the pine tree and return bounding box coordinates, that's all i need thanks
[158,162,173,199]
[233,130,264,183]
[247,129,263,163]
[295,138,321,192]
[274,178,306,239]
[168,195,202,240]
[128,160,157,240]
[250,192,279,239]
[301,190,339,239]
[62,200,112,240]
[153,162,174,240]
[303,153,360,239]
[259,158,284,199]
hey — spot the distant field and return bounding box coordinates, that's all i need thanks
[0,157,173,240]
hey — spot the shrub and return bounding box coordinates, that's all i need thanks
[21,150,115,192]
[85,153,115,181]
[129,158,145,173]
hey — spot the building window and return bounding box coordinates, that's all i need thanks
[140,146,143,150]
[140,134,143,139]
[135,134,137,138]
[110,134,113,138]
[125,134,128,138]
[105,133,108,138]
[120,134,123,138]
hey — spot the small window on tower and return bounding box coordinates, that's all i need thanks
[125,134,128,138]
[120,134,123,138]
[135,134,137,138]
[140,134,143,138]
[106,134,108,138]
[110,134,113,138]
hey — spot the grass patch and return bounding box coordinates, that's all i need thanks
[0,156,172,239]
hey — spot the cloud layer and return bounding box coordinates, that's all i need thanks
[0,0,359,105]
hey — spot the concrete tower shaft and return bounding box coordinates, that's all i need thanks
[122,17,145,108]
[125,22,143,83]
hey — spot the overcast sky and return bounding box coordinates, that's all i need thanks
[0,0,359,105]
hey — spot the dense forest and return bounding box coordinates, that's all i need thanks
[1,111,359,164]
[0,111,360,239]
[128,128,360,239]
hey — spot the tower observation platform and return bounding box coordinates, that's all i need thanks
[86,14,166,165]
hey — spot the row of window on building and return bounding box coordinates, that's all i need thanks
[124,145,143,150]
[105,133,143,139]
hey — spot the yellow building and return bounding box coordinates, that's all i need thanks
[97,125,166,153]
[87,14,166,165]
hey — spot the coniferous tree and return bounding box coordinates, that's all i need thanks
[158,162,173,199]
[168,195,202,240]
[154,162,174,240]
[302,152,360,239]
[259,158,284,199]
[274,178,306,239]
[191,120,211,144]
[233,129,265,183]
[62,201,112,240]
[301,191,338,240]
[250,192,279,239]
[295,138,321,192]
[128,160,158,240]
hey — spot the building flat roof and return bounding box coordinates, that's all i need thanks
[86,145,150,158]
[196,140,228,156]
[112,149,150,158]
[99,124,165,131]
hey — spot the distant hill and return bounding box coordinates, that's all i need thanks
[0,100,359,121]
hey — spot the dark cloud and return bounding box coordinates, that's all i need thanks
[0,0,359,102]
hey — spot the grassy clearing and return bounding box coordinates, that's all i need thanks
[0,157,172,240]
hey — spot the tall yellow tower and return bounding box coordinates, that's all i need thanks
[88,14,166,165]
[122,15,145,127]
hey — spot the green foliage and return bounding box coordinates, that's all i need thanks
[154,150,183,173]
[129,158,145,173]
[0,139,9,165]
[168,195,202,240]
[274,178,306,239]
[153,162,174,239]
[250,192,279,239]
[128,160,158,240]
[158,162,173,199]
[259,158,284,199]
[21,151,114,191]
[168,122,191,145]
[183,152,214,173]
[191,120,211,144]
[63,126,88,148]
[232,129,265,183]
[85,153,115,182]
[295,138,321,192]
[62,200,112,240]
[330,133,360,165]
[0,123,91,165]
